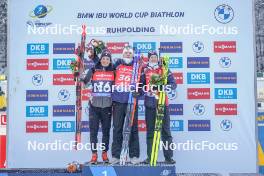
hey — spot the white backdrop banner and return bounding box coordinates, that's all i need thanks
[7,0,257,173]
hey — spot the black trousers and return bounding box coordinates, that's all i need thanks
[145,106,173,160]
[111,101,140,158]
[89,104,112,153]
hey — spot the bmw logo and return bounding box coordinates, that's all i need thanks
[219,57,231,68]
[214,4,234,24]
[192,41,204,53]
[58,89,70,101]
[220,119,232,131]
[167,89,177,100]
[32,74,43,86]
[193,104,205,116]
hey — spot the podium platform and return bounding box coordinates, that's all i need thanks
[0,163,176,176]
[83,162,176,176]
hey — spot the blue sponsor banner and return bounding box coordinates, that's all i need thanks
[170,120,184,131]
[26,106,48,117]
[187,72,210,84]
[53,58,75,70]
[215,88,237,99]
[53,43,75,54]
[27,43,49,55]
[133,42,156,53]
[169,57,183,68]
[53,121,75,132]
[160,42,183,53]
[214,72,237,84]
[81,121,89,132]
[187,57,210,68]
[53,105,75,116]
[188,120,211,131]
[169,104,183,115]
[26,90,48,101]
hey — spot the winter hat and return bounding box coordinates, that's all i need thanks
[100,49,112,60]
[148,50,158,59]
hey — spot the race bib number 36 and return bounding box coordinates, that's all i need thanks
[115,65,133,86]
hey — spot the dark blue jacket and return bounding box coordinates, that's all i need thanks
[111,59,135,103]
[83,61,114,108]
[84,55,99,71]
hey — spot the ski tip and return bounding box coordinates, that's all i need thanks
[82,24,86,29]
[81,24,86,35]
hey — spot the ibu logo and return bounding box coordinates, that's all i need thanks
[53,121,75,132]
[215,88,237,99]
[53,58,75,70]
[27,43,49,55]
[187,72,210,84]
[133,42,156,53]
[26,106,48,117]
[169,57,183,68]
[170,120,184,131]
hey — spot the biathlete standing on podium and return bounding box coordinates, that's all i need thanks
[140,50,177,164]
[111,45,140,165]
[82,49,114,164]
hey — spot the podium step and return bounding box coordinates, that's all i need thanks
[82,162,176,176]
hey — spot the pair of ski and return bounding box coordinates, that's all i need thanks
[70,25,86,149]
[150,55,170,166]
[119,51,143,165]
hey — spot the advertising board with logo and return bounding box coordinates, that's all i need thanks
[7,0,256,173]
